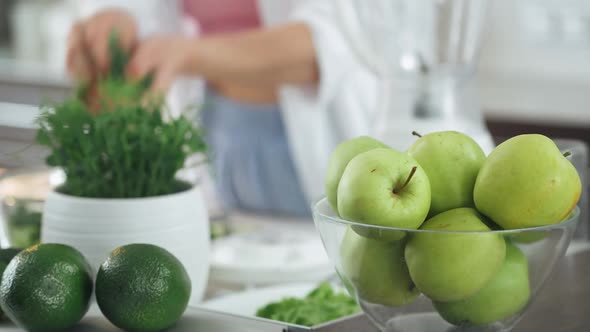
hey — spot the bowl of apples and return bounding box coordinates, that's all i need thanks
[313,133,581,332]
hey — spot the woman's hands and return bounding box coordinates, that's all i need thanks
[66,9,318,98]
[127,36,198,92]
[67,9,138,81]
[66,9,197,93]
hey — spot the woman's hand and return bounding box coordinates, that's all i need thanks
[127,23,318,94]
[66,9,138,81]
[127,36,198,93]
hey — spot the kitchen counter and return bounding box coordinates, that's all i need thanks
[515,248,590,331]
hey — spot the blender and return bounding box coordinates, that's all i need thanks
[337,0,494,152]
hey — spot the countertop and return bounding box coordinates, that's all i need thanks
[515,247,590,331]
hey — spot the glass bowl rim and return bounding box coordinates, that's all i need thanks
[312,197,580,234]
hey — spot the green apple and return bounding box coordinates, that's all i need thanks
[404,208,506,302]
[325,136,388,213]
[407,131,485,217]
[340,227,419,306]
[474,134,581,229]
[434,241,530,326]
[337,148,431,231]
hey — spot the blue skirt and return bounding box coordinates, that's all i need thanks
[200,90,310,217]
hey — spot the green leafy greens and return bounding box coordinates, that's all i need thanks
[255,283,359,326]
[36,33,206,198]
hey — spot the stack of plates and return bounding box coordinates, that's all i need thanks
[209,218,333,287]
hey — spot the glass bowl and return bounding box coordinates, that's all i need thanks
[0,168,61,248]
[1,196,43,248]
[312,198,579,332]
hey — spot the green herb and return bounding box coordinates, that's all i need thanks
[108,31,129,81]
[255,282,359,326]
[35,33,206,198]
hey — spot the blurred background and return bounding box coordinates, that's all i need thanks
[0,0,589,139]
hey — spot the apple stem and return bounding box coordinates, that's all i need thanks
[412,131,422,138]
[394,166,418,194]
[563,151,572,158]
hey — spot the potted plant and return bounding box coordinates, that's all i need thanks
[36,35,210,305]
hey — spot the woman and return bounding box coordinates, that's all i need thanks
[67,0,494,216]
[67,1,357,217]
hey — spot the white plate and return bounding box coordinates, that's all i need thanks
[210,221,334,286]
[200,282,317,317]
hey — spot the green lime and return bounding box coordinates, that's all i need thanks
[0,248,22,321]
[95,243,191,332]
[0,243,93,332]
[0,261,7,320]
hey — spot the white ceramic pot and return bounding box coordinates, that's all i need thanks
[41,185,210,306]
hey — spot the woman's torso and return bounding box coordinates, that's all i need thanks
[183,0,260,34]
[183,0,277,104]
[183,0,309,215]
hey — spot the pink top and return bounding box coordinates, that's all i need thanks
[182,0,261,35]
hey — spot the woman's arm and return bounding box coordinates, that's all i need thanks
[128,22,319,92]
[194,22,319,86]
[67,1,183,81]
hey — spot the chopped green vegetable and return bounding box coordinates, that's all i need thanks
[35,32,206,198]
[255,283,359,326]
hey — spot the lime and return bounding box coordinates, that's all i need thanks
[0,261,7,320]
[95,243,191,332]
[0,243,93,332]
[0,247,23,320]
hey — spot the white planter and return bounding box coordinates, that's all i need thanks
[41,185,210,306]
